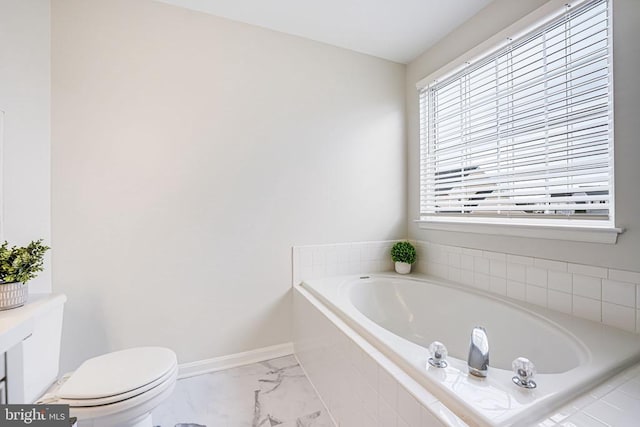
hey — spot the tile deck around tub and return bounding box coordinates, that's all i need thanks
[152,355,335,427]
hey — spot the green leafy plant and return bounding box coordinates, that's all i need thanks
[390,241,416,264]
[0,239,50,284]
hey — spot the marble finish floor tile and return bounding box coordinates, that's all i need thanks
[153,355,335,427]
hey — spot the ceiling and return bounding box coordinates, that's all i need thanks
[155,0,493,64]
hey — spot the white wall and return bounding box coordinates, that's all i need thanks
[0,0,52,293]
[406,0,640,272]
[52,0,406,371]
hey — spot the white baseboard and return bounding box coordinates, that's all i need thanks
[177,342,294,379]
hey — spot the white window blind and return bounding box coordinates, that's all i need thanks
[419,0,613,226]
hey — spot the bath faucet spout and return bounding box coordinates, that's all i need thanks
[468,326,489,377]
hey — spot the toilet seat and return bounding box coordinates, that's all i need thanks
[52,347,177,407]
[57,362,177,407]
[58,347,177,400]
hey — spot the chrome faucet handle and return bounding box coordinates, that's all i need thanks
[512,357,537,389]
[428,341,448,368]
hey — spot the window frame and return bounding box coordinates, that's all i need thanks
[414,0,622,244]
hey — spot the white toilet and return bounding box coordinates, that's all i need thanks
[8,295,177,427]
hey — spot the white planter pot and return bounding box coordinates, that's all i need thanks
[395,261,411,274]
[0,281,28,311]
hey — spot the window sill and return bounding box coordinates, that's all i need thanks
[415,219,623,244]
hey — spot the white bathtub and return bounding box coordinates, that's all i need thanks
[300,273,640,426]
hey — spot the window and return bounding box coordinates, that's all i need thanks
[418,0,613,230]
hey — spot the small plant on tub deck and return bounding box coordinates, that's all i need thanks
[391,241,416,274]
[391,241,417,264]
[0,239,50,284]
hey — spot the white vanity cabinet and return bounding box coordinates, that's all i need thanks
[0,294,66,403]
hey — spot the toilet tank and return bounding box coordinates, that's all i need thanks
[6,294,66,403]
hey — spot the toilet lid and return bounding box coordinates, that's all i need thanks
[60,363,178,407]
[57,347,177,400]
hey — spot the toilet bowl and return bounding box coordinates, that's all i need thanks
[37,347,178,427]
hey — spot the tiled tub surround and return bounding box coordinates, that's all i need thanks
[292,241,399,285]
[410,241,640,334]
[293,240,640,334]
[292,240,640,425]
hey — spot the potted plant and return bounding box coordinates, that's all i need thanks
[391,241,416,274]
[0,239,49,311]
